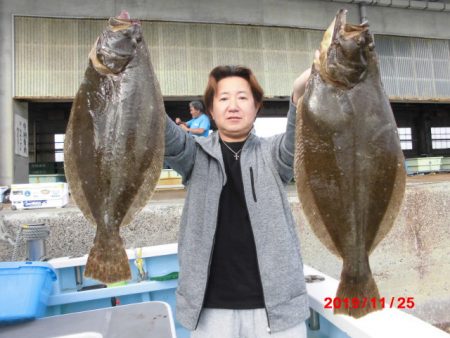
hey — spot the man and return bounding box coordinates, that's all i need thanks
[164,64,311,337]
[175,101,210,137]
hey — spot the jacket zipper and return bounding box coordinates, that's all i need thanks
[194,230,216,330]
[254,239,272,333]
[249,168,269,330]
[249,167,257,202]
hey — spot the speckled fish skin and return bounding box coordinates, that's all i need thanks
[64,12,165,283]
[295,9,406,318]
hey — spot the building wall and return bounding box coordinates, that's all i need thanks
[13,17,320,98]
[376,35,450,100]
[3,0,450,39]
[13,17,450,101]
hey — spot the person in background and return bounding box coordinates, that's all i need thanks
[175,101,210,137]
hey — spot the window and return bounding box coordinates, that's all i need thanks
[431,127,450,149]
[54,134,65,162]
[398,127,413,150]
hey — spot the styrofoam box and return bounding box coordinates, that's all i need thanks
[10,183,69,209]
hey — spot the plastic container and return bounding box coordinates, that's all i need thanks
[0,261,57,323]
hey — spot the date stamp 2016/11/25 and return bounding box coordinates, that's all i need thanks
[324,297,415,310]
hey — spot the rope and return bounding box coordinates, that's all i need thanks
[11,228,22,261]
[0,216,15,246]
[11,224,50,261]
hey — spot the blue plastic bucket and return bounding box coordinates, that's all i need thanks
[0,261,57,323]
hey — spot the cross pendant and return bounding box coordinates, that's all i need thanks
[234,154,239,160]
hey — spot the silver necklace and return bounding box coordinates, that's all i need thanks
[222,141,243,160]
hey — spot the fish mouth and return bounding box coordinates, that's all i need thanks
[117,10,130,20]
[90,12,142,75]
[319,9,370,55]
[317,9,345,65]
[332,9,347,45]
[317,9,372,87]
[109,11,141,31]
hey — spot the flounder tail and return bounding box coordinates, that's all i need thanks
[84,230,131,283]
[334,268,381,318]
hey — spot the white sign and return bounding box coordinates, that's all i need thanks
[15,114,28,157]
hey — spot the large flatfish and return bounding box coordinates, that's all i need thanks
[294,9,406,318]
[64,11,165,283]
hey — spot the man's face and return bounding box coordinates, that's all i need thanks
[210,76,259,142]
[189,105,201,118]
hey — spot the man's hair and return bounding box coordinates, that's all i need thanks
[203,65,264,116]
[189,100,205,114]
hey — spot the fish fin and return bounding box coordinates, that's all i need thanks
[121,144,164,227]
[334,270,381,318]
[294,98,341,257]
[84,232,131,283]
[64,96,99,227]
[369,155,406,253]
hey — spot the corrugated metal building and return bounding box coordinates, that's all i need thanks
[1,0,450,184]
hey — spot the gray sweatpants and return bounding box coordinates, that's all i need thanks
[190,308,307,338]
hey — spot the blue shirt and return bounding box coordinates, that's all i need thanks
[186,114,210,137]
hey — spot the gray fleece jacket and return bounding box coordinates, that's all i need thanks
[164,101,309,333]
